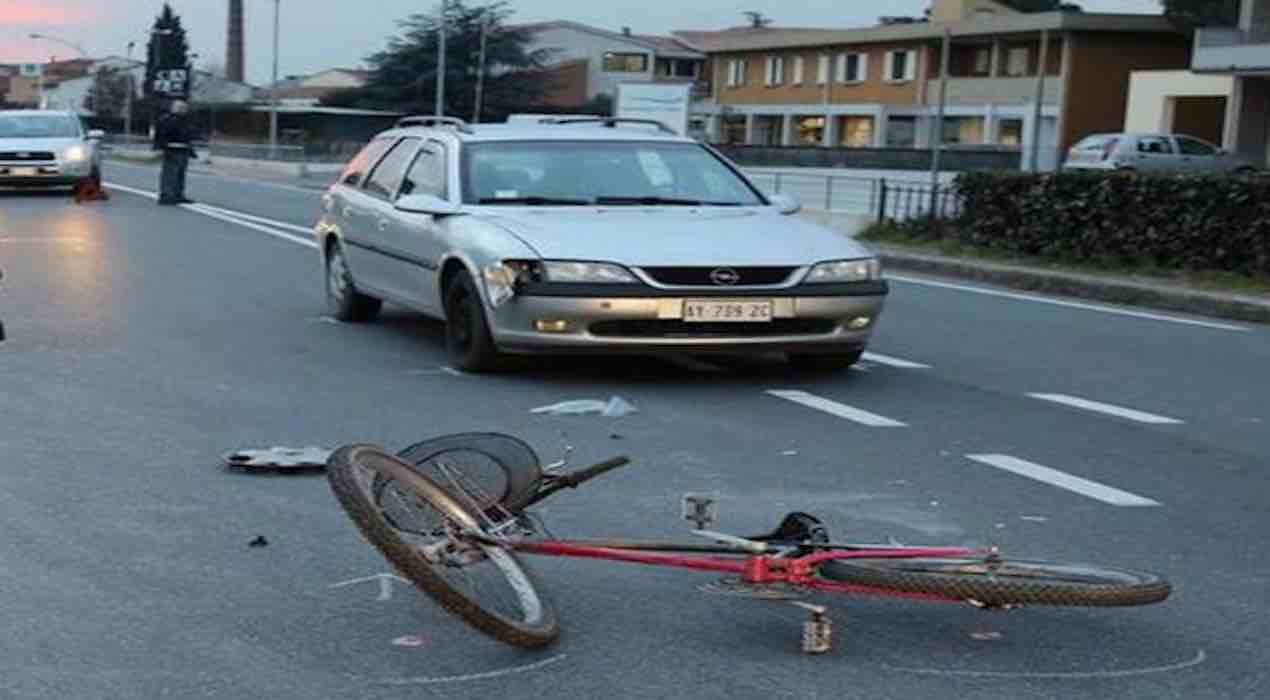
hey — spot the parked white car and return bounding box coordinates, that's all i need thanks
[314,116,888,372]
[1062,133,1259,174]
[0,110,103,189]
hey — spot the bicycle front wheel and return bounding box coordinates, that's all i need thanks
[819,556,1170,607]
[328,444,559,648]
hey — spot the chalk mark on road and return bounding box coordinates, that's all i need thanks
[375,654,568,686]
[330,573,411,601]
[882,648,1206,679]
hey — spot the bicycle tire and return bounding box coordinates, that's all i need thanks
[819,556,1170,607]
[392,433,542,512]
[328,444,559,648]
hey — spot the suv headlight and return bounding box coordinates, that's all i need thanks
[805,258,881,283]
[63,145,88,162]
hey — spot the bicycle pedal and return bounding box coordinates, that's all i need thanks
[681,492,719,529]
[791,602,832,654]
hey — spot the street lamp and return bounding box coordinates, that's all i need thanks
[29,33,87,108]
[436,0,447,117]
[269,0,280,159]
[125,41,136,141]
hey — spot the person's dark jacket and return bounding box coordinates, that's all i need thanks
[153,113,196,156]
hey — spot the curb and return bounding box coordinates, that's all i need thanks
[874,245,1270,325]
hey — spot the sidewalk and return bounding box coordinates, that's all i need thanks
[873,243,1270,325]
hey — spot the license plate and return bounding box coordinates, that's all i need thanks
[683,300,773,323]
[11,167,37,176]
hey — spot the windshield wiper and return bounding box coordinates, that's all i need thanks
[594,196,704,206]
[477,196,591,206]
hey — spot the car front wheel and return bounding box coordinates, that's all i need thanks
[325,243,382,322]
[444,271,503,372]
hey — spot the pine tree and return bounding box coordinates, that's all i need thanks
[1160,0,1240,30]
[143,2,192,103]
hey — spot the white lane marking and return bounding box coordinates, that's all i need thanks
[887,274,1249,332]
[767,390,907,427]
[108,159,326,195]
[378,654,568,686]
[966,454,1161,507]
[1028,393,1184,425]
[861,352,931,369]
[105,181,318,250]
[190,201,316,235]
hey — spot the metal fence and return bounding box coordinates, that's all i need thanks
[746,170,960,222]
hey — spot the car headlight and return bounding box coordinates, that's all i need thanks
[63,145,88,162]
[541,261,637,284]
[805,258,881,283]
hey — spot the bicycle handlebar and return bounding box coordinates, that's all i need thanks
[524,456,631,507]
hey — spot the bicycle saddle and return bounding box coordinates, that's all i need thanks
[747,512,830,545]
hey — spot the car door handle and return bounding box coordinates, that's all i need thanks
[376,218,390,232]
[343,206,356,218]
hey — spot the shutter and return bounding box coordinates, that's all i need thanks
[884,52,895,82]
[765,57,774,86]
[905,50,918,81]
[859,53,870,82]
[835,54,846,83]
[793,56,804,85]
[817,55,829,85]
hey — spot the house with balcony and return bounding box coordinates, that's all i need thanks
[1191,0,1270,167]
[517,20,707,109]
[677,0,1191,170]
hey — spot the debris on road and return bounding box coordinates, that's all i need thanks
[223,446,332,472]
[531,396,639,418]
[249,536,269,548]
[610,433,625,440]
[970,631,1003,641]
[392,635,427,648]
[1020,515,1049,523]
[781,450,799,456]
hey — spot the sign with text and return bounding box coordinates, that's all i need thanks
[152,68,190,98]
[615,83,692,136]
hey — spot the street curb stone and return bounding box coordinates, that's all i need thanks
[874,245,1270,325]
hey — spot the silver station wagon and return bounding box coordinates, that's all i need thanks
[314,116,888,372]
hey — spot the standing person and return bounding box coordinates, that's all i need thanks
[154,100,195,205]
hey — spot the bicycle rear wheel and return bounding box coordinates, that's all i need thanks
[328,444,559,648]
[819,556,1170,607]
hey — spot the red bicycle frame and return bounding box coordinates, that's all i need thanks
[516,540,979,601]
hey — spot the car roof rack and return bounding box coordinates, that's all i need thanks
[395,115,473,134]
[539,117,676,135]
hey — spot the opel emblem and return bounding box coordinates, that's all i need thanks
[710,267,740,286]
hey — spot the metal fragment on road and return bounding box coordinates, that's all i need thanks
[530,396,638,417]
[223,446,332,471]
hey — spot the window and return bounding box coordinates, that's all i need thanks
[340,138,393,187]
[765,56,785,86]
[362,138,419,199]
[656,59,673,77]
[1136,136,1174,154]
[602,52,648,73]
[1175,136,1218,156]
[885,50,917,82]
[1006,47,1030,77]
[817,55,830,85]
[941,116,985,145]
[999,118,1024,146]
[972,48,991,76]
[886,116,918,147]
[796,116,825,145]
[674,60,698,78]
[841,116,874,147]
[837,52,868,83]
[401,142,449,199]
[792,56,805,85]
[727,59,748,87]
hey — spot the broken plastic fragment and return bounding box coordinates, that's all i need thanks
[530,396,639,417]
[249,535,269,548]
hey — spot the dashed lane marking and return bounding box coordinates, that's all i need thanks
[767,390,907,427]
[1028,393,1184,425]
[966,453,1161,507]
[861,352,931,369]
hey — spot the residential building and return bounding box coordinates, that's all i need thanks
[678,0,1191,170]
[272,68,370,107]
[518,20,706,108]
[1124,70,1233,146]
[1191,0,1269,166]
[41,59,257,116]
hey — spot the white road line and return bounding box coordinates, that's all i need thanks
[887,274,1249,332]
[861,352,931,369]
[108,159,326,195]
[767,390,907,427]
[1027,393,1184,425]
[966,454,1161,507]
[190,201,317,235]
[105,181,317,250]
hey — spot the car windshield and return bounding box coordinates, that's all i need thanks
[0,114,81,139]
[462,140,765,206]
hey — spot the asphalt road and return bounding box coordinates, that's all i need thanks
[0,162,1266,699]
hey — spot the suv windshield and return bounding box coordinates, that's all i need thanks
[0,114,81,139]
[462,140,765,206]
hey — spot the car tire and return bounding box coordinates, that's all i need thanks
[788,349,864,373]
[444,271,503,373]
[325,242,382,322]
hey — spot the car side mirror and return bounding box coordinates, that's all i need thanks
[768,193,801,215]
[86,129,105,140]
[395,193,463,217]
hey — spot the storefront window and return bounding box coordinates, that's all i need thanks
[887,116,917,147]
[840,116,874,148]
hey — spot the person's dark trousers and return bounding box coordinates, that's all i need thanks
[159,149,190,204]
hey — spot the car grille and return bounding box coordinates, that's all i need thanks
[590,319,835,338]
[639,266,798,287]
[0,151,56,162]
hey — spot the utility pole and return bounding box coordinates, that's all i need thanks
[472,16,489,123]
[270,0,281,158]
[435,0,448,117]
[125,41,135,140]
[929,28,951,217]
[1028,29,1050,173]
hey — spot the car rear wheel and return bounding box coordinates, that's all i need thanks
[788,349,863,373]
[444,271,503,373]
[326,243,382,322]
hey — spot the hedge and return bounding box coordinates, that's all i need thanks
[929,172,1270,277]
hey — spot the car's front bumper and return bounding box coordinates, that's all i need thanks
[489,283,887,355]
[0,161,90,187]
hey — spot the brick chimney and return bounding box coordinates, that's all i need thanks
[226,0,245,83]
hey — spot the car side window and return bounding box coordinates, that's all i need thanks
[1136,137,1173,155]
[362,138,419,200]
[340,138,392,187]
[1175,137,1217,156]
[399,142,449,200]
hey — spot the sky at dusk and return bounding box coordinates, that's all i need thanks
[3,0,1167,84]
